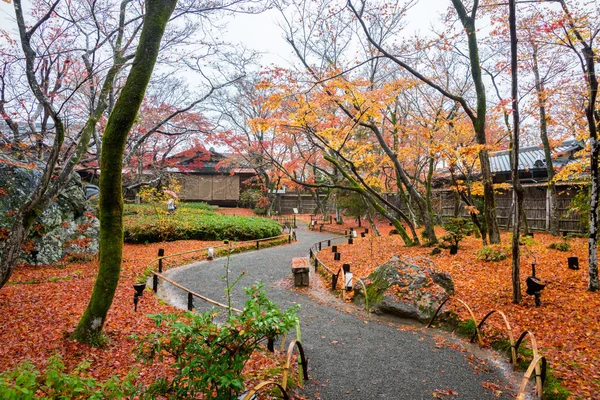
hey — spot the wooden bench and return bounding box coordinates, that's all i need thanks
[291,257,310,287]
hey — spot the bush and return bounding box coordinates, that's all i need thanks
[239,189,262,209]
[476,245,508,262]
[441,218,474,247]
[0,355,135,399]
[135,283,299,399]
[123,203,281,243]
[548,241,571,251]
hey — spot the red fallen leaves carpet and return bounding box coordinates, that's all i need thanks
[316,222,600,398]
[0,239,287,395]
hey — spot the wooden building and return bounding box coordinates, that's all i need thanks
[165,148,256,206]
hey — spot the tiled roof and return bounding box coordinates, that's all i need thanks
[489,139,583,173]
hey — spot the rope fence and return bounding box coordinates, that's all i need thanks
[138,231,308,399]
[428,297,547,399]
[309,233,549,400]
[144,232,295,312]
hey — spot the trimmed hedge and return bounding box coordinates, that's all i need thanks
[124,204,281,243]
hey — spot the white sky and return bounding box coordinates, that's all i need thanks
[0,1,451,68]
[220,1,450,68]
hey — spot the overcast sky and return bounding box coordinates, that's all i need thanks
[221,1,450,67]
[0,0,451,68]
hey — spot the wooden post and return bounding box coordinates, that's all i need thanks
[152,274,158,292]
[545,187,551,231]
[158,248,164,272]
[187,292,194,311]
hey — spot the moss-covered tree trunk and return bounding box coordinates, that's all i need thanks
[451,0,501,245]
[72,0,178,343]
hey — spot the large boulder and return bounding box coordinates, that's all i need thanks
[0,157,99,265]
[355,255,454,323]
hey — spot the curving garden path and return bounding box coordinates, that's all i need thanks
[160,224,520,399]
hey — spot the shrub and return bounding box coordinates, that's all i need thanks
[0,355,136,399]
[518,235,537,247]
[548,242,571,252]
[239,189,262,209]
[135,283,299,399]
[476,245,508,262]
[123,204,281,243]
[441,218,474,248]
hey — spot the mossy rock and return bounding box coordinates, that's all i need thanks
[354,255,454,323]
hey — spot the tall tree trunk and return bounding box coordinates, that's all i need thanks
[509,0,523,304]
[531,41,559,235]
[580,46,600,291]
[555,0,599,290]
[451,0,501,244]
[72,0,178,343]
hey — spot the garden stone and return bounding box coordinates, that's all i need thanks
[355,255,454,322]
[0,156,99,265]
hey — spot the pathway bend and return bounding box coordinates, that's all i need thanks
[161,225,519,399]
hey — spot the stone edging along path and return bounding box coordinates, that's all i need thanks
[158,224,522,399]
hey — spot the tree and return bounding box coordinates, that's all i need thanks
[0,0,257,291]
[72,0,178,343]
[0,0,140,289]
[270,0,442,244]
[537,0,600,291]
[212,73,290,216]
[349,0,502,244]
[508,0,524,304]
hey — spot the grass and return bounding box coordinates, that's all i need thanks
[124,202,281,244]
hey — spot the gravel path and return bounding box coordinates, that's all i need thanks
[160,225,519,399]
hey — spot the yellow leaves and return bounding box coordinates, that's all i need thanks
[493,182,511,193]
[554,160,587,182]
[464,205,479,215]
[470,182,484,197]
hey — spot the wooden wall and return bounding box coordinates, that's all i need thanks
[433,184,586,233]
[176,173,240,203]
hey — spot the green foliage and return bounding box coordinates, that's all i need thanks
[544,370,572,400]
[441,218,474,247]
[518,235,537,247]
[135,283,299,399]
[456,318,477,336]
[476,245,508,262]
[181,201,214,211]
[336,191,370,220]
[123,203,281,243]
[0,355,136,399]
[565,186,590,232]
[548,242,571,252]
[239,189,261,209]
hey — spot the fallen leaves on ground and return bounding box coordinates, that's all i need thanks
[0,236,295,398]
[316,222,600,398]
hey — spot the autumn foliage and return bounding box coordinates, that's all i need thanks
[316,222,600,398]
[0,238,294,397]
